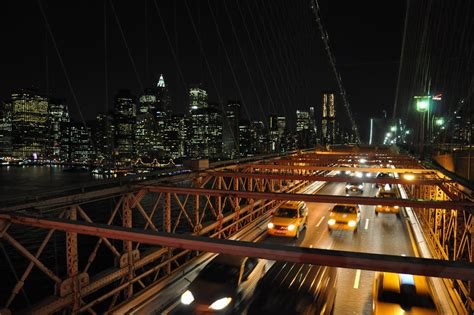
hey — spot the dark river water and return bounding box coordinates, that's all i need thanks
[0,165,101,201]
[0,166,198,312]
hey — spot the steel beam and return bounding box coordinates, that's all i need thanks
[1,215,472,281]
[146,186,474,212]
[244,164,436,174]
[206,171,447,185]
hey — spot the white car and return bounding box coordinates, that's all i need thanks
[180,255,266,313]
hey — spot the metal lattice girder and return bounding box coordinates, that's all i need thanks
[269,158,423,168]
[206,171,448,185]
[242,163,437,174]
[1,214,472,281]
[146,186,474,212]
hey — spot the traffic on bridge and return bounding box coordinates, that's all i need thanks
[1,148,473,314]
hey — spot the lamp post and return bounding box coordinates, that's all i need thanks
[414,96,431,158]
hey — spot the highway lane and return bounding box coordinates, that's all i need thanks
[169,180,417,314]
[264,181,416,315]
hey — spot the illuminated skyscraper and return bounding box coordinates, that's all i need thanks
[70,121,93,162]
[48,98,70,161]
[296,110,310,132]
[269,115,287,153]
[296,109,313,149]
[163,114,186,159]
[322,92,336,144]
[239,119,252,157]
[113,89,136,162]
[189,101,222,159]
[250,120,268,154]
[188,85,208,113]
[223,100,241,158]
[0,101,12,158]
[93,113,114,161]
[10,89,49,159]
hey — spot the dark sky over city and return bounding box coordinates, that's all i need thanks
[0,1,405,140]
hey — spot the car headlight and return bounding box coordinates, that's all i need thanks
[358,185,363,189]
[181,290,195,305]
[267,222,274,229]
[394,206,399,209]
[355,172,363,178]
[209,297,232,310]
[377,205,382,208]
[365,173,372,177]
[287,224,295,231]
[348,220,357,227]
[328,219,336,225]
[345,185,351,189]
[335,170,341,175]
[345,171,351,175]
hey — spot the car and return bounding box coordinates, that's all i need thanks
[375,188,401,217]
[267,201,308,239]
[375,172,393,189]
[345,182,364,194]
[180,255,266,314]
[327,204,361,233]
[373,272,438,314]
[248,261,337,314]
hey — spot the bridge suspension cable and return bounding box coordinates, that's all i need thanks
[310,0,361,143]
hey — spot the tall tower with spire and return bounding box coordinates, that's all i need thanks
[155,74,171,116]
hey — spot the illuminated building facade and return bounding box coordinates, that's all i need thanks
[223,100,241,158]
[70,122,92,162]
[189,102,222,159]
[48,99,70,161]
[163,114,186,160]
[296,109,313,149]
[11,89,49,159]
[322,92,336,144]
[239,119,252,157]
[250,120,268,154]
[188,85,208,113]
[113,89,136,162]
[0,101,12,158]
[94,113,114,161]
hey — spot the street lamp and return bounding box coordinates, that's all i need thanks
[415,96,431,112]
[414,95,431,157]
[435,117,444,126]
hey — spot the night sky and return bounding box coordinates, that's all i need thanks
[0,1,405,141]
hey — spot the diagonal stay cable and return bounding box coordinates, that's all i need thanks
[235,0,278,116]
[222,0,267,126]
[310,0,361,143]
[183,0,239,152]
[37,0,97,150]
[108,0,144,92]
[206,0,252,122]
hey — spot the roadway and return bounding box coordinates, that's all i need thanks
[264,181,415,315]
[167,180,416,314]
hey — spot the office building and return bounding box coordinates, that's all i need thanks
[322,92,336,144]
[223,101,241,158]
[113,89,136,162]
[0,101,12,158]
[48,99,70,161]
[11,89,49,159]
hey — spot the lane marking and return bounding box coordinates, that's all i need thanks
[364,219,369,230]
[353,269,361,289]
[316,216,325,227]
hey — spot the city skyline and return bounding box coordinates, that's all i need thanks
[0,1,407,140]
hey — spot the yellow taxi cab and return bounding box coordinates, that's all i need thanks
[375,187,401,217]
[267,201,308,239]
[373,272,438,314]
[327,204,360,233]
